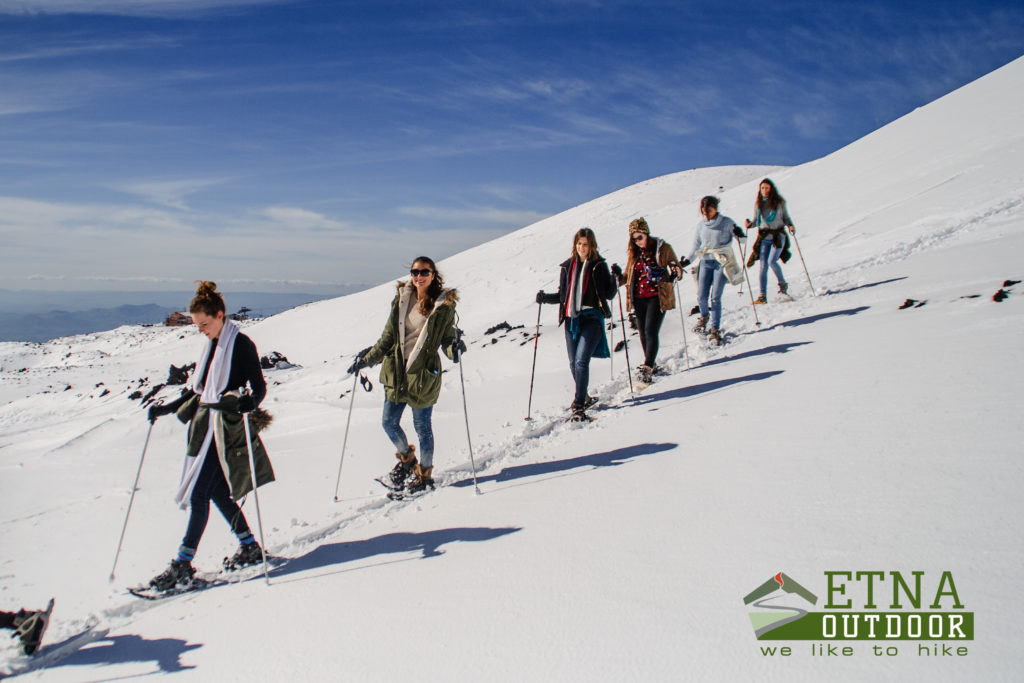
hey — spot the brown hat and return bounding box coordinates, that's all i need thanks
[628,217,649,235]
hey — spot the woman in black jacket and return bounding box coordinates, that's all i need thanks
[536,228,617,420]
[145,281,273,593]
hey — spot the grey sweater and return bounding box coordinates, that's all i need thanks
[750,201,793,231]
[686,215,740,263]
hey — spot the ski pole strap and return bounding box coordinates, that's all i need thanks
[359,373,373,392]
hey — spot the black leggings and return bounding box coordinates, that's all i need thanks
[633,295,665,368]
[181,444,251,555]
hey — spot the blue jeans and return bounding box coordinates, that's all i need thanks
[697,258,728,330]
[382,399,434,468]
[180,443,252,560]
[564,313,604,406]
[758,237,787,296]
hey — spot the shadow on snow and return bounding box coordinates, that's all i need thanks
[822,277,907,295]
[272,527,522,580]
[695,341,812,370]
[629,371,784,407]
[452,442,678,489]
[738,306,870,336]
[50,632,201,674]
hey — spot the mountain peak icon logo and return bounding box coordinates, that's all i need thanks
[743,572,818,639]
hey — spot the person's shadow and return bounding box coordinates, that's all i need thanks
[271,526,523,582]
[50,631,201,675]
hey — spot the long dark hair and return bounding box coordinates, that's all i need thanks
[755,178,784,212]
[410,256,444,315]
[569,227,602,262]
[189,280,226,317]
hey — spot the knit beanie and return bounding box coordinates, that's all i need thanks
[628,217,650,235]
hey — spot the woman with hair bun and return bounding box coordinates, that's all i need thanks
[143,281,274,593]
[347,257,463,497]
[684,196,745,346]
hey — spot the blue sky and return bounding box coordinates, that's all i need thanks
[1,0,1022,293]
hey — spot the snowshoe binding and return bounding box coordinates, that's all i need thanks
[693,315,708,334]
[12,599,54,656]
[148,559,196,593]
[376,445,417,490]
[568,408,594,423]
[636,365,654,385]
[708,328,722,346]
[754,294,767,305]
[223,541,263,571]
[388,464,435,500]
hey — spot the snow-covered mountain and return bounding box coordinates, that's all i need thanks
[2,56,1022,681]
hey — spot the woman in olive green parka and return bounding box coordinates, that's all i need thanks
[349,256,463,495]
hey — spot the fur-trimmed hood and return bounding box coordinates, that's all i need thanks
[394,280,459,307]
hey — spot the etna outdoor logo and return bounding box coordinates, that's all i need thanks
[743,572,819,639]
[742,570,974,651]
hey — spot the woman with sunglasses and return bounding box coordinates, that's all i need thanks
[745,178,796,303]
[685,196,746,345]
[536,228,617,421]
[347,257,463,496]
[613,217,683,385]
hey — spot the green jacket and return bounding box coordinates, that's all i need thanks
[177,391,275,501]
[362,283,459,409]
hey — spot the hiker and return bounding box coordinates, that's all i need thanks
[745,178,796,303]
[1,602,51,655]
[347,257,463,496]
[685,196,746,345]
[612,217,682,384]
[537,227,617,420]
[145,281,274,592]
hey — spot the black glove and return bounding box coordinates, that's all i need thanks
[346,356,368,375]
[733,226,746,240]
[679,257,691,268]
[237,394,255,414]
[536,290,546,305]
[611,263,623,279]
[147,403,172,424]
[451,338,467,363]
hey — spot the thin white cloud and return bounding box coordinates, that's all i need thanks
[113,178,232,210]
[397,205,549,228]
[260,206,348,231]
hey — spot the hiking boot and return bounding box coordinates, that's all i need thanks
[754,294,767,305]
[693,315,708,334]
[637,365,653,384]
[149,559,195,592]
[385,445,417,488]
[12,600,52,656]
[223,541,263,571]
[405,464,435,495]
[779,282,789,295]
[708,328,722,346]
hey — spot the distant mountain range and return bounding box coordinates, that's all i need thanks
[0,288,367,342]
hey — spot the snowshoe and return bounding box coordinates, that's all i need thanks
[636,365,653,385]
[388,464,435,500]
[377,445,417,490]
[148,559,195,593]
[569,395,599,411]
[223,541,263,571]
[708,328,722,346]
[12,599,54,656]
[568,408,594,423]
[777,283,793,302]
[693,315,708,334]
[754,294,767,305]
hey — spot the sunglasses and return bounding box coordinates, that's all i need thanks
[632,233,646,242]
[410,268,433,277]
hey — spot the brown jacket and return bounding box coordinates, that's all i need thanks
[622,238,679,312]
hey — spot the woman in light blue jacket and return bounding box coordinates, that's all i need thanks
[684,196,745,345]
[745,178,795,303]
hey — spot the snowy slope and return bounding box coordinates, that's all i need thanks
[1,56,1023,681]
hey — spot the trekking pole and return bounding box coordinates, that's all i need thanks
[737,237,749,296]
[454,326,481,494]
[332,371,360,501]
[674,278,691,370]
[525,301,542,421]
[109,420,155,582]
[739,246,762,328]
[241,398,270,586]
[607,321,615,379]
[790,230,816,296]
[616,289,635,399]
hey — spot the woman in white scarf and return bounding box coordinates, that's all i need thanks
[144,281,270,592]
